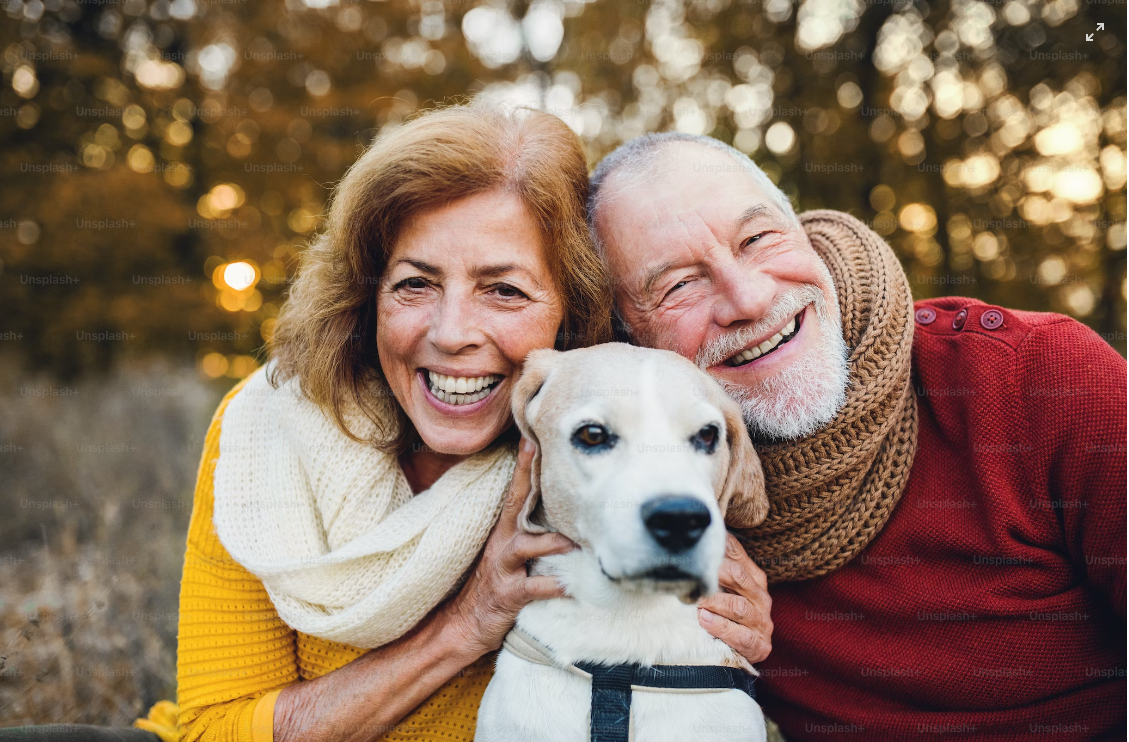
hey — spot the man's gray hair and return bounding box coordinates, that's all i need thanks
[587,132,798,246]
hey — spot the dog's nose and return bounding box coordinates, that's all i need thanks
[641,496,711,552]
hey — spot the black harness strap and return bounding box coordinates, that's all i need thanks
[581,662,635,742]
[575,661,757,742]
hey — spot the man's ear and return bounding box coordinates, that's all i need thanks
[510,348,559,534]
[714,388,768,529]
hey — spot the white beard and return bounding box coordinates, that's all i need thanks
[694,281,850,442]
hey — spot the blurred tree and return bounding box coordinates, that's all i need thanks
[1,0,1124,381]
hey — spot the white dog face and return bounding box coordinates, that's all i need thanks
[512,343,767,603]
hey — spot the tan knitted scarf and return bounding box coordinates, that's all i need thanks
[733,210,918,583]
[212,365,516,649]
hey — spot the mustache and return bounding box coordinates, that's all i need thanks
[693,285,828,369]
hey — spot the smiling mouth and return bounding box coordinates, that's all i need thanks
[723,310,804,367]
[424,370,503,406]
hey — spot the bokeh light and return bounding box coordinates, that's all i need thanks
[0,0,1123,379]
[223,262,256,291]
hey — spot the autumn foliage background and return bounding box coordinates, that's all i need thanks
[0,0,1125,727]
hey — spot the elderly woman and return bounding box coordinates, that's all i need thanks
[129,103,772,742]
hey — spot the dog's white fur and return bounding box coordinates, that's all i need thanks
[476,343,769,742]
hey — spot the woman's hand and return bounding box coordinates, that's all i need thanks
[273,441,572,742]
[438,437,578,660]
[697,532,774,665]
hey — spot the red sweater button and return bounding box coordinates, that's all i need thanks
[980,309,1004,330]
[915,307,936,325]
[952,308,967,330]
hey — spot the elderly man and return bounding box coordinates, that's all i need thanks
[589,132,1126,740]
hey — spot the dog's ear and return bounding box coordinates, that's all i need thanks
[510,348,559,534]
[715,391,768,529]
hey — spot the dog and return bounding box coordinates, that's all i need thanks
[475,343,769,742]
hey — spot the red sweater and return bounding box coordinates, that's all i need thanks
[759,298,1126,741]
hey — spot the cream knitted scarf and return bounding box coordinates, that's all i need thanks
[212,366,516,649]
[733,210,919,584]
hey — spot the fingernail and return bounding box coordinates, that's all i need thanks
[521,438,534,454]
[698,608,716,624]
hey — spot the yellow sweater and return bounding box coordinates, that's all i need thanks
[140,379,495,742]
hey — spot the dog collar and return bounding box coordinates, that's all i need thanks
[502,626,757,742]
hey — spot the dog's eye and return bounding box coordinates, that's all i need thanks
[572,424,615,452]
[691,424,720,454]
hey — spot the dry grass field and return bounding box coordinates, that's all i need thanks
[0,360,225,727]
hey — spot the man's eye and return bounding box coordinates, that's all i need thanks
[690,424,720,454]
[572,423,616,452]
[662,280,689,302]
[743,232,767,248]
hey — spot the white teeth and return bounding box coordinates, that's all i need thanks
[426,372,500,405]
[725,313,801,367]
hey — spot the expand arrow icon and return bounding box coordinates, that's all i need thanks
[1086,33,1094,40]
[1097,22,1105,30]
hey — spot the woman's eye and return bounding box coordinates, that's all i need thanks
[396,277,429,290]
[491,283,528,299]
[691,424,720,454]
[572,424,616,452]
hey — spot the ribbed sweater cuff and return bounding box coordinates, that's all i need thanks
[251,689,281,742]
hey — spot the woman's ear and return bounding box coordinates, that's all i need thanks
[510,349,559,533]
[714,390,768,529]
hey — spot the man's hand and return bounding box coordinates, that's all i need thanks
[697,532,773,665]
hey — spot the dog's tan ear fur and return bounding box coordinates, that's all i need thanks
[510,348,559,534]
[714,391,768,529]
